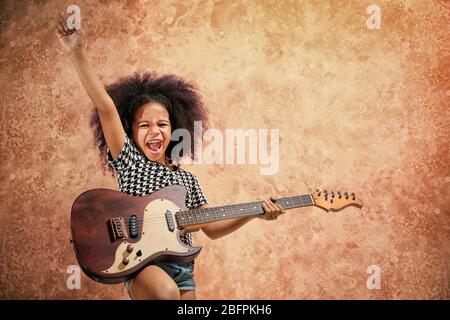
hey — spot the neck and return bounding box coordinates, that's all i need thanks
[151,155,176,170]
[163,156,179,171]
[175,194,315,228]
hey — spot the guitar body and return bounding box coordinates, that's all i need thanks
[70,185,202,284]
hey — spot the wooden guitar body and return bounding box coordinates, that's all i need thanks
[71,185,201,284]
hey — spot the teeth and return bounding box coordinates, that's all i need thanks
[146,140,162,151]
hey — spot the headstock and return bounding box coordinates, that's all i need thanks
[311,188,363,212]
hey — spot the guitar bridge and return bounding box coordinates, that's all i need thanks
[109,217,129,241]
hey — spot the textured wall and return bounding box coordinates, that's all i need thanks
[0,0,449,299]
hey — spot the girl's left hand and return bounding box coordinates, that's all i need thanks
[260,196,285,221]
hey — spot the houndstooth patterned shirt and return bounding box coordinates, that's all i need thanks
[107,135,208,246]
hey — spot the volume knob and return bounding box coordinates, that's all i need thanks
[122,257,129,265]
[127,244,134,252]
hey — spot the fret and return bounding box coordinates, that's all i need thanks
[194,211,199,224]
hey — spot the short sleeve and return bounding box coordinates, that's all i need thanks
[106,135,139,174]
[190,174,208,208]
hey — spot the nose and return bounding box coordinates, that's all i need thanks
[147,125,161,137]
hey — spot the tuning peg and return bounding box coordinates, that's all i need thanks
[331,191,335,198]
[337,191,342,199]
[316,188,322,196]
[324,189,328,195]
[351,192,356,200]
[344,192,348,199]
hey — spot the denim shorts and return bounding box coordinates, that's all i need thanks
[125,261,196,299]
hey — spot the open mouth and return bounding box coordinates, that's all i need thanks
[146,140,162,153]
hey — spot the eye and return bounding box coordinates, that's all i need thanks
[139,124,148,128]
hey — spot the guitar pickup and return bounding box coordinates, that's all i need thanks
[165,210,175,232]
[109,217,129,241]
[129,215,138,238]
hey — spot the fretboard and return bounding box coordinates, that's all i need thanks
[175,194,315,228]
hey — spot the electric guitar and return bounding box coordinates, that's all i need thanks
[70,185,363,284]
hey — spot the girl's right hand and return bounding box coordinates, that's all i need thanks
[55,20,83,54]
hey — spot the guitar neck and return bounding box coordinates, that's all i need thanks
[175,194,315,228]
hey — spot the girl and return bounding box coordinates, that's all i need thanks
[56,19,285,300]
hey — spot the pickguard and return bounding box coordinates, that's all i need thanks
[102,198,189,274]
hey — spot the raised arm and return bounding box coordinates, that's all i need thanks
[55,19,125,159]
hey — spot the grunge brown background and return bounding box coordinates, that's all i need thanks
[0,0,449,299]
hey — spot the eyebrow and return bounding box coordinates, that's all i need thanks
[137,119,170,124]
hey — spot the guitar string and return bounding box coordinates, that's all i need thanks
[119,197,314,225]
[103,195,317,234]
[120,202,314,228]
[122,215,262,229]
[121,207,265,222]
[112,202,315,234]
[122,205,292,226]
[123,214,262,228]
[120,205,313,230]
[121,195,312,221]
[123,208,266,225]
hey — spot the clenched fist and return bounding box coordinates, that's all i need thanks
[55,19,83,54]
